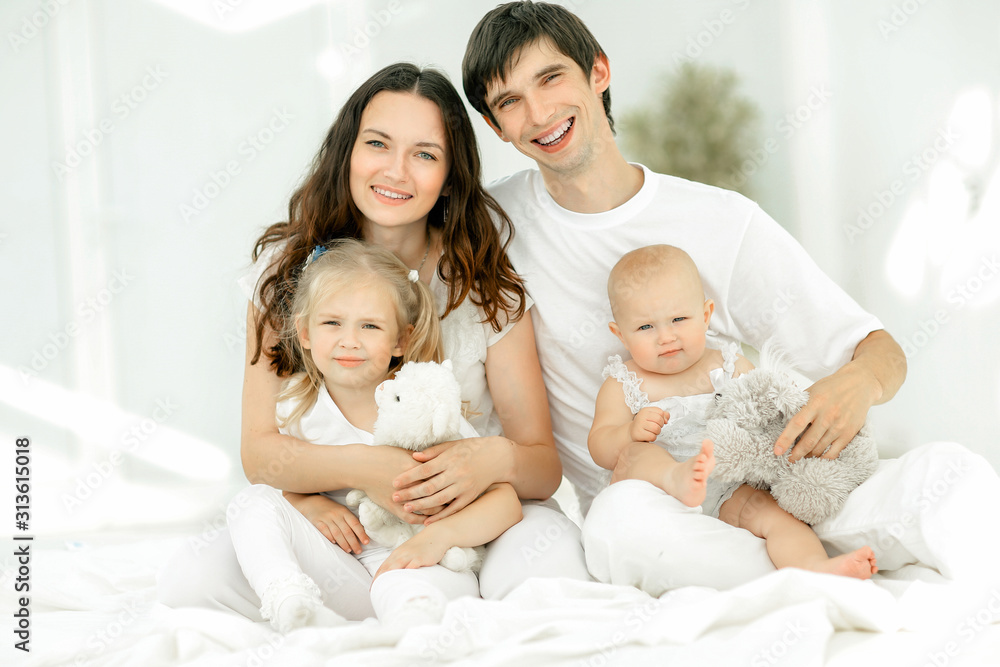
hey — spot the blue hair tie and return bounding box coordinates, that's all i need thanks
[304,244,327,268]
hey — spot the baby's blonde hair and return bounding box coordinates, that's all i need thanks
[607,244,704,319]
[278,238,442,428]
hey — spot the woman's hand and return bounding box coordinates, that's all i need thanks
[284,492,369,554]
[362,445,449,525]
[390,436,514,524]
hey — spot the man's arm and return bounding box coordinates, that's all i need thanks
[774,329,906,461]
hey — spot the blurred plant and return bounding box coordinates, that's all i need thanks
[622,62,760,195]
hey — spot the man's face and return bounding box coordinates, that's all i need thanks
[483,38,610,179]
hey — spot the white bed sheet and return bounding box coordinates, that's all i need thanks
[4,535,1000,667]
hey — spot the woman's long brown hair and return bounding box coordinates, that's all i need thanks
[250,63,526,376]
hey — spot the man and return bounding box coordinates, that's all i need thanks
[462,1,997,592]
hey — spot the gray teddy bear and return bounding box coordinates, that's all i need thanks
[705,368,879,525]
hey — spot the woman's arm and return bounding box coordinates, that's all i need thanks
[240,304,424,522]
[373,483,522,578]
[389,315,562,521]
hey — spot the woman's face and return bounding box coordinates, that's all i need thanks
[350,91,451,235]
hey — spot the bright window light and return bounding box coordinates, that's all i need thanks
[148,0,325,33]
[0,366,230,481]
[948,88,993,169]
[885,201,928,298]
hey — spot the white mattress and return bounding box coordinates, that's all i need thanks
[6,534,1000,667]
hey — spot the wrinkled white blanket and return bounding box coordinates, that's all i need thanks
[4,536,1000,667]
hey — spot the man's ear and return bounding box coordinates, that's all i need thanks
[296,316,311,349]
[608,321,625,344]
[591,51,611,95]
[482,114,508,142]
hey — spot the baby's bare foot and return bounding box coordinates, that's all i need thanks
[665,439,716,507]
[810,546,878,580]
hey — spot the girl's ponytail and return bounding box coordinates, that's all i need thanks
[402,277,443,366]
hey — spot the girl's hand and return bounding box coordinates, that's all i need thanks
[284,493,369,554]
[372,528,448,580]
[629,407,666,443]
[390,436,513,524]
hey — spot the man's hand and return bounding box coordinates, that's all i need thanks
[390,436,513,524]
[629,407,666,443]
[773,364,882,462]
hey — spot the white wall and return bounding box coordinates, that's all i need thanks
[2,0,997,534]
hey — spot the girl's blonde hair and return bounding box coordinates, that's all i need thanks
[277,238,442,428]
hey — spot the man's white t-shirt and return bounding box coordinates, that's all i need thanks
[488,164,883,512]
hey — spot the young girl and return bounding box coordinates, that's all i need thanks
[588,244,878,580]
[227,239,522,633]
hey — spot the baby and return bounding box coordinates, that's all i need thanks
[588,244,877,580]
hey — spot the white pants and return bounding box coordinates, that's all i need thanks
[583,442,1000,595]
[225,485,479,621]
[158,487,591,621]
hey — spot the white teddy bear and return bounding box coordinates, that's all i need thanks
[346,360,484,573]
[705,368,879,525]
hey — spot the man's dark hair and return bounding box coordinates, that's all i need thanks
[462,1,614,133]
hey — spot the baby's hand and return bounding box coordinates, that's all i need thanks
[629,406,666,442]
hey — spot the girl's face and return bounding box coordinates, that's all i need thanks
[350,91,451,235]
[609,272,713,377]
[298,279,408,395]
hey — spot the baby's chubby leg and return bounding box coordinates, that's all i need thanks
[719,485,877,580]
[661,439,715,508]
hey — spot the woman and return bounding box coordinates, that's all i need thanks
[159,63,590,620]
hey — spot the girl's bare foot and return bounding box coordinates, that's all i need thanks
[809,546,878,580]
[664,439,715,507]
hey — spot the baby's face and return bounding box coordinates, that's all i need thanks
[610,273,712,377]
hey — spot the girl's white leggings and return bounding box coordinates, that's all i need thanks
[158,484,590,621]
